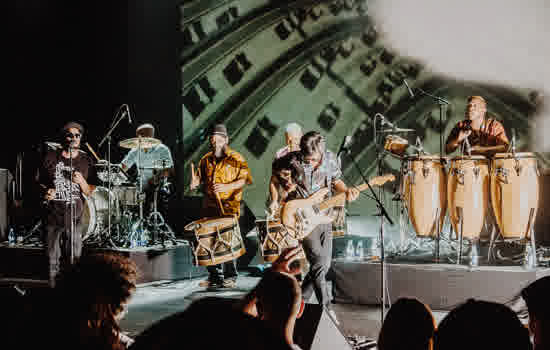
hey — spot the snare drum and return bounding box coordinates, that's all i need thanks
[490,152,539,240]
[256,219,305,262]
[81,186,119,240]
[384,135,409,157]
[114,186,139,206]
[447,156,489,240]
[402,155,447,237]
[184,216,245,266]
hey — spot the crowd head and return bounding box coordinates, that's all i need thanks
[378,297,436,350]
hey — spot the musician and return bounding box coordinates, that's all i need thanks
[189,124,253,289]
[38,122,98,287]
[269,123,303,215]
[445,96,510,156]
[275,123,303,159]
[267,152,300,216]
[121,123,174,192]
[121,123,174,217]
[290,131,359,315]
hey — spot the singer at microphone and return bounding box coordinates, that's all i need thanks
[37,121,99,286]
[444,95,510,156]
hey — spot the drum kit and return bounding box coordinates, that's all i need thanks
[381,124,540,266]
[83,136,177,249]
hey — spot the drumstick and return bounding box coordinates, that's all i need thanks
[215,191,226,216]
[85,142,101,162]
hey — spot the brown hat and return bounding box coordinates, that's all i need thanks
[210,124,228,137]
[62,121,84,134]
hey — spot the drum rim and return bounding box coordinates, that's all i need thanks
[403,155,447,161]
[492,152,536,159]
[450,155,487,160]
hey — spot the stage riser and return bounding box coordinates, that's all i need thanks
[0,246,207,284]
[332,261,550,310]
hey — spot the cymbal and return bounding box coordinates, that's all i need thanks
[379,128,416,133]
[119,137,161,149]
[95,160,120,167]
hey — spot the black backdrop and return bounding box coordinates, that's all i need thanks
[7,0,179,176]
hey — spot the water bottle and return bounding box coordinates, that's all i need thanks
[346,240,355,259]
[129,231,138,248]
[356,240,364,259]
[8,228,16,245]
[370,237,379,258]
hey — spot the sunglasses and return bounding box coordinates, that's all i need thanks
[66,133,81,139]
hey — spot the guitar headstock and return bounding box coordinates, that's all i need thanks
[369,174,396,186]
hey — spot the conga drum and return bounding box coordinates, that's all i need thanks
[447,156,490,240]
[183,216,245,266]
[490,152,539,240]
[255,219,305,262]
[402,155,447,237]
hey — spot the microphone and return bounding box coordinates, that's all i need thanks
[403,79,415,98]
[377,113,395,129]
[511,128,517,153]
[126,104,132,123]
[121,104,131,123]
[337,135,353,158]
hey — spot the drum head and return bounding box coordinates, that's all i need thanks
[492,152,536,159]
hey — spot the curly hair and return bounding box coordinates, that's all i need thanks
[55,253,138,350]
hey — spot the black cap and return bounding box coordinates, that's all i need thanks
[62,121,84,134]
[210,124,228,137]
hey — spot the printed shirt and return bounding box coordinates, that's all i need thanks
[198,147,253,216]
[294,150,342,198]
[39,150,97,224]
[448,118,509,148]
[121,144,173,191]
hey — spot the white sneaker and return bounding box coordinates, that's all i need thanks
[326,307,340,325]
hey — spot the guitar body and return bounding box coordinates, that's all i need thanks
[280,188,331,238]
[280,174,395,239]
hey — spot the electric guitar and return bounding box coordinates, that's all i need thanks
[280,174,395,238]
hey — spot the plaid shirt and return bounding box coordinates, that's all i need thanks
[198,147,252,216]
[294,150,342,198]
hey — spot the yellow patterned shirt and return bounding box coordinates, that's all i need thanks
[198,147,253,216]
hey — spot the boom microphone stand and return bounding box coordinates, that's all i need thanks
[338,134,394,323]
[98,104,130,248]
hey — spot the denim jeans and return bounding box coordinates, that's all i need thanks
[301,223,333,307]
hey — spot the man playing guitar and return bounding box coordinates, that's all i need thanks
[286,131,359,319]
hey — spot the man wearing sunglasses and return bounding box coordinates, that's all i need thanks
[38,121,97,287]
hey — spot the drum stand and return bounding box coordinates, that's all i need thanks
[488,208,538,268]
[147,184,177,245]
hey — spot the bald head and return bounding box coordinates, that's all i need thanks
[285,123,302,152]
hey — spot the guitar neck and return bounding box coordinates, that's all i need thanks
[318,183,370,211]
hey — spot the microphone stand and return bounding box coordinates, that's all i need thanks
[340,132,394,324]
[98,106,127,248]
[69,146,75,265]
[412,87,450,158]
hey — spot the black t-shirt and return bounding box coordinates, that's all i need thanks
[38,149,97,225]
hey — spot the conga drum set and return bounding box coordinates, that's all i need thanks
[382,129,540,265]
